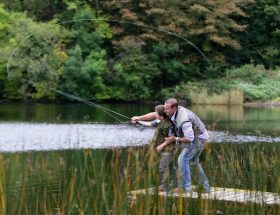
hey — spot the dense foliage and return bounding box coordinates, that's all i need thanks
[161,65,280,104]
[0,0,279,102]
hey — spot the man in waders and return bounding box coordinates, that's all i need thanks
[132,98,211,193]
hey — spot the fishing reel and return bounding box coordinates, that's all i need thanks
[128,120,145,132]
[135,122,145,132]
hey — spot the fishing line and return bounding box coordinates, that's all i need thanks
[60,19,211,64]
[55,89,130,123]
[6,18,211,75]
[41,84,144,130]
[6,18,210,130]
[22,80,145,130]
[54,89,146,131]
[62,90,147,131]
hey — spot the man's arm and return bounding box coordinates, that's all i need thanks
[164,122,194,144]
[136,120,152,127]
[131,112,157,122]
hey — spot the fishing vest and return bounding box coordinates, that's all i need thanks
[174,106,206,138]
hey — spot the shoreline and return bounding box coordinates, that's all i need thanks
[1,99,280,107]
[243,102,280,107]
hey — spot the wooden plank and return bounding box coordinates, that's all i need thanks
[128,186,280,205]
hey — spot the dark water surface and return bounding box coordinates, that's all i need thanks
[1,103,280,136]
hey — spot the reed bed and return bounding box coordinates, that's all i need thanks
[190,89,244,105]
[0,141,280,214]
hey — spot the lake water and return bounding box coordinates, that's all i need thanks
[0,103,280,152]
[0,103,279,214]
[1,103,280,135]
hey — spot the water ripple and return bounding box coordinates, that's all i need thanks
[0,123,279,152]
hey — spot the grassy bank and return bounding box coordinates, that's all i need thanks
[2,64,279,105]
[160,65,280,105]
[0,142,280,214]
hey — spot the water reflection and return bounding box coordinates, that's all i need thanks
[192,105,280,137]
[0,103,280,137]
[0,103,154,123]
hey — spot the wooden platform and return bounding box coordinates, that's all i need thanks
[128,186,280,206]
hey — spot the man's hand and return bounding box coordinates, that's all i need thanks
[131,116,141,121]
[132,112,157,121]
[164,136,176,143]
[131,116,140,124]
[130,120,137,125]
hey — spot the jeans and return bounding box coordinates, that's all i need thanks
[178,139,210,192]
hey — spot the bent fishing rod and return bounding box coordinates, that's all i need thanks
[6,18,211,131]
[54,88,146,131]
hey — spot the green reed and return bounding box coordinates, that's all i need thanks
[190,89,244,105]
[0,142,280,214]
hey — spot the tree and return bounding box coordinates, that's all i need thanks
[58,1,112,100]
[1,0,66,21]
[0,5,11,98]
[107,43,159,100]
[178,0,251,64]
[101,0,251,76]
[1,6,68,100]
[150,42,194,88]
[60,45,84,97]
[61,45,110,100]
[233,0,280,68]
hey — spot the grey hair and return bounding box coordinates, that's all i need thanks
[164,98,178,108]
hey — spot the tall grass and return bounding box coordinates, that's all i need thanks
[190,89,244,105]
[0,142,280,214]
[0,155,6,215]
[159,65,280,104]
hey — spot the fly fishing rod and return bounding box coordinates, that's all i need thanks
[56,89,129,123]
[6,18,211,131]
[54,88,146,131]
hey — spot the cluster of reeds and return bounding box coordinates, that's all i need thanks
[0,141,279,214]
[190,89,244,105]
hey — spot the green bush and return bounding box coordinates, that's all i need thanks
[202,79,237,94]
[158,82,201,102]
[225,64,267,85]
[205,65,280,102]
[158,65,280,103]
[239,78,280,101]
